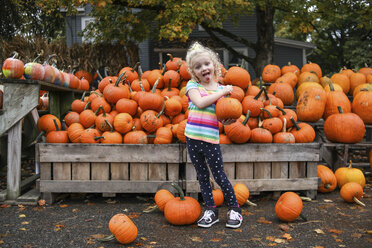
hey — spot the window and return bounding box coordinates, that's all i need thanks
[223,48,248,69]
[81,17,95,43]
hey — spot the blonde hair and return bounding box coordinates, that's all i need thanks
[186,42,222,82]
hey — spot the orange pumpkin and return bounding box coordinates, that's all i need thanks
[163,183,201,225]
[301,62,322,78]
[275,192,304,222]
[352,89,372,124]
[262,64,281,83]
[107,213,138,244]
[224,66,251,90]
[317,165,337,193]
[215,97,242,121]
[154,189,175,212]
[340,182,365,206]
[296,87,326,123]
[233,183,250,206]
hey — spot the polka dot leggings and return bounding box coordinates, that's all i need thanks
[186,137,239,208]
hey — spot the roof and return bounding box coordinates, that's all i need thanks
[274,37,316,49]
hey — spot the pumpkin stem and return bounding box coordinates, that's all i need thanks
[324,183,331,189]
[80,91,87,101]
[115,72,126,87]
[275,106,286,115]
[143,204,159,213]
[242,110,251,126]
[131,62,140,73]
[27,130,45,147]
[161,64,167,75]
[94,136,104,141]
[138,64,143,80]
[259,76,263,89]
[156,97,166,118]
[337,106,344,114]
[139,81,145,92]
[329,83,335,91]
[44,54,56,65]
[104,119,114,132]
[83,101,91,111]
[246,199,257,207]
[290,117,300,130]
[171,182,185,200]
[104,67,109,77]
[353,195,366,207]
[152,77,160,93]
[53,119,60,131]
[253,87,264,100]
[260,108,273,119]
[96,69,103,81]
[281,118,287,132]
[97,234,116,242]
[94,105,103,115]
[299,213,307,222]
[33,51,43,63]
[168,78,172,91]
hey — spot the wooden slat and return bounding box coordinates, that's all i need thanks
[7,121,22,200]
[111,162,129,180]
[186,178,319,192]
[218,143,320,162]
[235,162,253,179]
[167,163,179,181]
[53,162,71,180]
[91,162,109,180]
[38,143,182,163]
[271,162,288,179]
[39,180,182,193]
[72,162,90,180]
[289,162,306,178]
[130,163,148,180]
[40,163,52,180]
[224,162,235,179]
[149,163,166,181]
[254,162,271,179]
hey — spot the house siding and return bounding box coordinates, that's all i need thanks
[274,45,304,69]
[66,16,83,47]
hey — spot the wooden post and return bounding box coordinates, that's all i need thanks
[7,120,22,199]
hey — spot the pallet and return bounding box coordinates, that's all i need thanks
[37,143,183,204]
[185,143,320,199]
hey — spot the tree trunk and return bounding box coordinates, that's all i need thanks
[254,4,275,78]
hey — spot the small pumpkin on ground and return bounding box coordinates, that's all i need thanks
[99,213,138,244]
[334,160,366,188]
[163,183,201,225]
[340,182,365,207]
[317,165,337,193]
[275,192,307,222]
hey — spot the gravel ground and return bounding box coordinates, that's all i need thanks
[0,169,371,248]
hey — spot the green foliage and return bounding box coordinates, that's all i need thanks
[275,0,372,74]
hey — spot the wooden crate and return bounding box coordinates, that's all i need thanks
[37,143,183,203]
[185,143,320,199]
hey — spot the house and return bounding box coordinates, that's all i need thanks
[64,6,315,79]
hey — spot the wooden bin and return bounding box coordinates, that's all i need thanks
[37,143,183,203]
[185,143,320,199]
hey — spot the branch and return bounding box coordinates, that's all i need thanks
[201,23,254,66]
[111,0,164,11]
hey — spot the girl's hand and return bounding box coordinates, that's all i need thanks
[220,118,237,125]
[222,85,233,95]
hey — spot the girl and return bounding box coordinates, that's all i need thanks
[184,42,243,228]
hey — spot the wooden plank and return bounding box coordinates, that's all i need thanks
[271,162,288,179]
[39,180,182,193]
[38,144,182,163]
[130,163,148,180]
[40,163,52,180]
[0,80,40,136]
[16,188,40,203]
[307,162,318,178]
[224,162,235,179]
[235,162,253,179]
[149,163,166,181]
[185,162,197,180]
[111,162,129,180]
[185,178,319,192]
[91,162,109,180]
[53,162,71,180]
[7,120,22,200]
[72,162,90,180]
[289,162,306,178]
[219,143,320,162]
[167,163,179,181]
[254,162,271,179]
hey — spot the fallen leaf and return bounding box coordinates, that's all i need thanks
[90,234,106,239]
[149,241,157,244]
[0,204,10,208]
[72,208,79,213]
[87,202,95,206]
[86,239,95,245]
[128,212,141,218]
[216,230,225,235]
[242,210,254,216]
[38,199,46,206]
[329,229,343,234]
[257,217,272,224]
[282,233,293,240]
[59,204,68,208]
[278,224,290,232]
[351,233,362,238]
[266,236,276,242]
[134,242,143,246]
[191,236,202,242]
[85,219,93,222]
[233,229,242,232]
[141,237,147,241]
[19,214,26,218]
[268,243,277,246]
[274,238,286,243]
[19,228,27,231]
[105,199,117,204]
[367,238,372,243]
[315,246,324,248]
[335,239,343,242]
[366,230,372,234]
[323,199,333,203]
[210,238,222,242]
[315,229,325,234]
[21,221,29,225]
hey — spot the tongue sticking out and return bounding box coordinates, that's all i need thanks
[204,74,211,82]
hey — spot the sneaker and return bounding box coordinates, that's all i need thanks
[197,209,219,228]
[226,209,243,228]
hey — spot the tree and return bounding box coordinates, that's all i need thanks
[275,0,372,74]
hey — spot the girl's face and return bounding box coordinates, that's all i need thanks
[191,52,215,84]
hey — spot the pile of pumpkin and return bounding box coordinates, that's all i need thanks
[1,51,93,90]
[34,57,372,145]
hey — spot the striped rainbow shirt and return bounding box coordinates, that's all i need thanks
[184,80,223,144]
